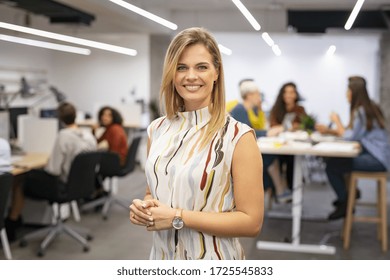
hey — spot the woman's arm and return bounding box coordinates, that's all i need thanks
[146,132,264,237]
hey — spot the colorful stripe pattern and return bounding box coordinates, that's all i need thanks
[145,106,251,260]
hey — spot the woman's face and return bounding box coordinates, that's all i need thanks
[174,43,219,111]
[346,88,352,104]
[101,109,113,126]
[283,85,297,106]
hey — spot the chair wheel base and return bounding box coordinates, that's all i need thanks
[83,246,90,252]
[19,240,28,247]
[86,235,93,241]
[37,250,44,257]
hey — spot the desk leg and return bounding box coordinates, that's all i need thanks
[256,155,336,255]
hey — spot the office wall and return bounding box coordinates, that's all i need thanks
[50,33,150,116]
[215,32,381,124]
[0,33,150,118]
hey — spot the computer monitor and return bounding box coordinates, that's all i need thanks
[0,107,29,139]
[40,108,57,118]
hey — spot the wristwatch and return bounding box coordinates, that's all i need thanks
[172,208,184,230]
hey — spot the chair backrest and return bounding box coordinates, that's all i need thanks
[0,173,13,229]
[65,151,101,201]
[119,136,142,176]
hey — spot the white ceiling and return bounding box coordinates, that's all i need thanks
[1,0,390,35]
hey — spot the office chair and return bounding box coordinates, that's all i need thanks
[81,136,142,220]
[0,172,13,260]
[19,151,101,257]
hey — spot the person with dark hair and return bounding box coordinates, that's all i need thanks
[5,102,96,241]
[269,82,307,190]
[317,76,390,220]
[96,106,128,166]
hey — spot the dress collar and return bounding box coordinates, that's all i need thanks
[176,106,211,127]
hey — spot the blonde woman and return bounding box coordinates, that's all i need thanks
[129,27,264,260]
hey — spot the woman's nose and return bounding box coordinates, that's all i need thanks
[186,68,197,80]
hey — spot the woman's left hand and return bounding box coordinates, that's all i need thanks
[146,200,177,231]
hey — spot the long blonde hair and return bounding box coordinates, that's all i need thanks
[160,27,226,149]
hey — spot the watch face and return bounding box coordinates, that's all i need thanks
[172,217,184,229]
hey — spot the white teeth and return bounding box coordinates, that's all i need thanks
[184,85,200,92]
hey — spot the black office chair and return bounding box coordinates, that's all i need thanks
[0,172,13,260]
[81,136,142,220]
[19,151,101,257]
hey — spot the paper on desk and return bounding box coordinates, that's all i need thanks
[313,142,357,152]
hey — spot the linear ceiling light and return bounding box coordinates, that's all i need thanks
[0,22,137,56]
[326,45,336,56]
[272,44,281,56]
[0,34,91,55]
[109,0,177,30]
[232,0,261,31]
[344,0,365,30]
[218,44,232,56]
[261,32,274,47]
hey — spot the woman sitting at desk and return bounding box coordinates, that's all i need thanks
[269,82,307,191]
[96,106,128,167]
[316,76,390,220]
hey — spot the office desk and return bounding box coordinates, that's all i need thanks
[11,153,49,175]
[257,138,360,255]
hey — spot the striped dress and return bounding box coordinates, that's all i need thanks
[145,106,253,260]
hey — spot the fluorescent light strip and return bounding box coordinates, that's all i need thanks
[232,0,261,31]
[218,44,232,56]
[344,0,365,30]
[0,22,137,56]
[272,44,281,56]
[0,34,91,55]
[326,45,336,56]
[109,0,177,30]
[261,32,274,47]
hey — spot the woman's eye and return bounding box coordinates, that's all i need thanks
[177,65,187,71]
[198,65,207,70]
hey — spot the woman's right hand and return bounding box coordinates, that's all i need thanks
[129,199,155,227]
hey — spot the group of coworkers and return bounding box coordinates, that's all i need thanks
[228,77,390,220]
[1,27,390,260]
[1,103,130,242]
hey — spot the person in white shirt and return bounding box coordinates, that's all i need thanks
[0,137,11,174]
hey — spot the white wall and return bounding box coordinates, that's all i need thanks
[0,33,150,118]
[215,32,381,125]
[50,33,150,116]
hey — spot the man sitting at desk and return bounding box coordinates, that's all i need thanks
[5,102,96,241]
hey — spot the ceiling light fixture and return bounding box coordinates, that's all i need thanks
[0,34,91,55]
[108,0,177,30]
[232,0,261,31]
[272,44,281,56]
[326,45,336,56]
[0,22,137,56]
[218,44,232,56]
[261,32,274,47]
[344,0,365,30]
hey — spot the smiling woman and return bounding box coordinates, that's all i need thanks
[129,27,264,260]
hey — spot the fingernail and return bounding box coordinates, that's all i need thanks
[148,222,154,226]
[147,211,151,215]
[141,203,146,208]
[149,217,153,222]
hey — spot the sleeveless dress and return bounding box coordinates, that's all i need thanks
[145,106,253,260]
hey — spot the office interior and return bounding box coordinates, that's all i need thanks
[1,0,390,260]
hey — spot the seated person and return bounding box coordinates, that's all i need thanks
[230,80,291,202]
[5,102,97,241]
[269,82,307,191]
[230,80,267,137]
[95,106,128,166]
[316,76,390,220]
[0,137,11,174]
